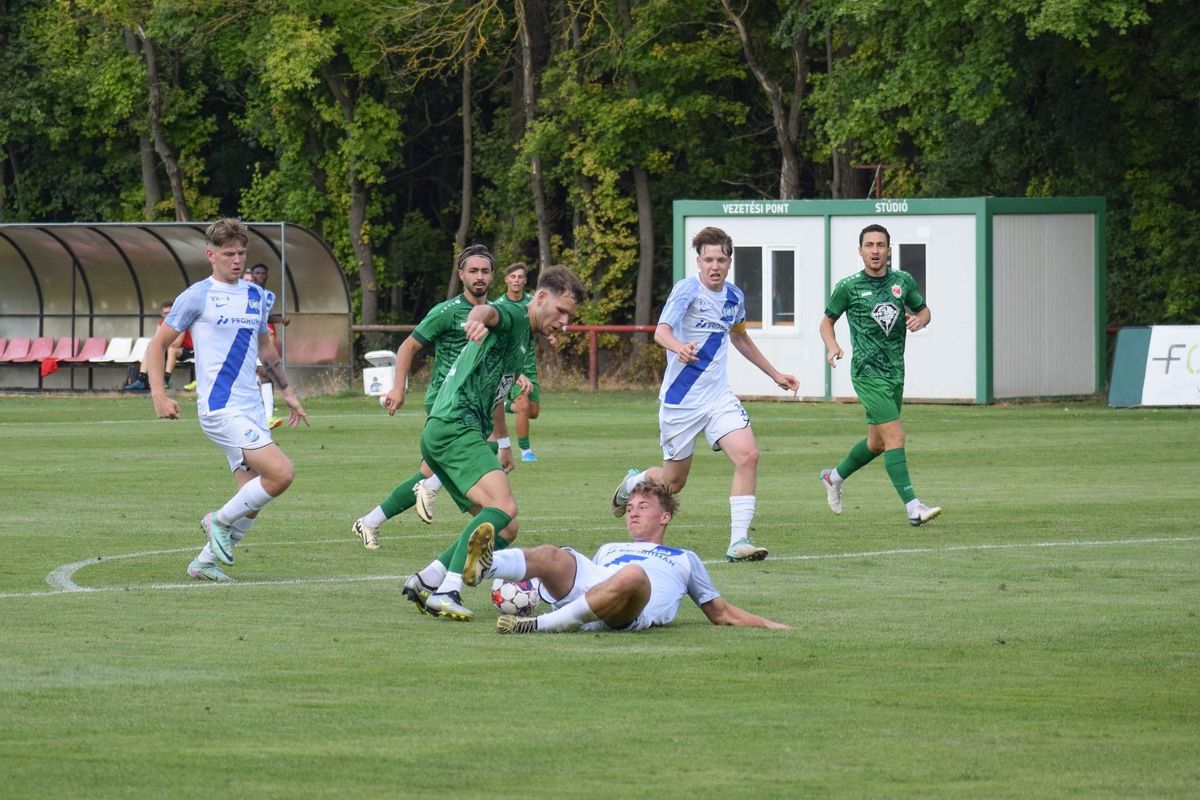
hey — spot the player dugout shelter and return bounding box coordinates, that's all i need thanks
[673,197,1106,403]
[0,222,352,393]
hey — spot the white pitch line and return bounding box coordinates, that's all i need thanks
[3,534,1194,602]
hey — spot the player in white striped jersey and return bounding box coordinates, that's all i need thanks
[144,218,309,583]
[463,480,789,633]
[611,226,798,563]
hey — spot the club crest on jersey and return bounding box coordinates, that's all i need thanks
[246,287,262,314]
[721,300,738,323]
[891,284,903,299]
[872,302,901,335]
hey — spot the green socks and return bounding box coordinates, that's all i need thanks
[379,472,423,519]
[884,448,916,503]
[836,438,879,480]
[441,507,514,572]
[517,436,531,450]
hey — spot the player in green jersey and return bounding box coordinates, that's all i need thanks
[494,262,542,462]
[406,265,587,621]
[817,224,942,527]
[350,245,498,549]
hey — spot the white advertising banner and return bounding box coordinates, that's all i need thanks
[1142,326,1200,406]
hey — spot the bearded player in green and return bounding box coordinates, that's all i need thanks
[405,265,586,620]
[818,224,942,527]
[351,245,498,550]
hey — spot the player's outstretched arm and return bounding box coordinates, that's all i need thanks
[729,329,799,395]
[146,323,182,420]
[700,597,790,629]
[259,335,309,428]
[381,336,421,415]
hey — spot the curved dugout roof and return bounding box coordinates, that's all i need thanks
[0,222,351,391]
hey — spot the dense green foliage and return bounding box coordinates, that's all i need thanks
[1,0,1195,325]
[2,393,1198,797]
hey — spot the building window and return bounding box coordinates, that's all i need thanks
[897,243,927,300]
[772,250,795,326]
[733,246,762,328]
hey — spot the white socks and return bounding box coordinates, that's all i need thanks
[362,506,388,529]
[198,516,256,563]
[437,573,463,594]
[418,560,448,590]
[422,473,443,492]
[217,476,274,526]
[624,469,650,495]
[531,595,599,632]
[488,549,527,582]
[730,495,756,546]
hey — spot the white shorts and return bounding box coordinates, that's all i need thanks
[658,391,750,461]
[545,549,653,633]
[200,408,274,472]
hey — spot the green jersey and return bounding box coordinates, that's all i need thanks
[428,300,531,436]
[825,269,926,381]
[494,291,536,377]
[411,295,477,410]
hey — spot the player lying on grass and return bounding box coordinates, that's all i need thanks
[461,479,791,633]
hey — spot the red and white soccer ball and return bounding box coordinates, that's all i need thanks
[490,577,541,617]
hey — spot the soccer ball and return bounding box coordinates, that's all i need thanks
[490,578,541,617]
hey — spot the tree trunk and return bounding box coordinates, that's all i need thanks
[719,0,804,200]
[617,0,654,339]
[324,65,378,326]
[517,0,551,270]
[449,24,474,298]
[123,29,162,220]
[824,29,857,200]
[141,34,191,221]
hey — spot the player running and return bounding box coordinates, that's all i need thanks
[817,223,941,526]
[350,245,496,549]
[144,218,309,582]
[610,226,798,563]
[402,265,586,621]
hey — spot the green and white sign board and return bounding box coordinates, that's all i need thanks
[1109,326,1200,407]
[673,197,1106,404]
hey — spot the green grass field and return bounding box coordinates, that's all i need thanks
[1,392,1197,798]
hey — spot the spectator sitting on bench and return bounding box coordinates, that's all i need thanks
[124,301,193,391]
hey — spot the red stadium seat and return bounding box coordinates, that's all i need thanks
[62,337,106,362]
[49,337,80,360]
[14,337,54,362]
[0,338,32,362]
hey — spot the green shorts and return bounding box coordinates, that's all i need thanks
[507,379,541,406]
[852,376,904,425]
[419,418,503,513]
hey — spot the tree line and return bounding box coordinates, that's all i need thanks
[1,0,1196,331]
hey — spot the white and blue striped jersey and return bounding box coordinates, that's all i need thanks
[592,541,720,627]
[657,276,746,408]
[165,277,270,417]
